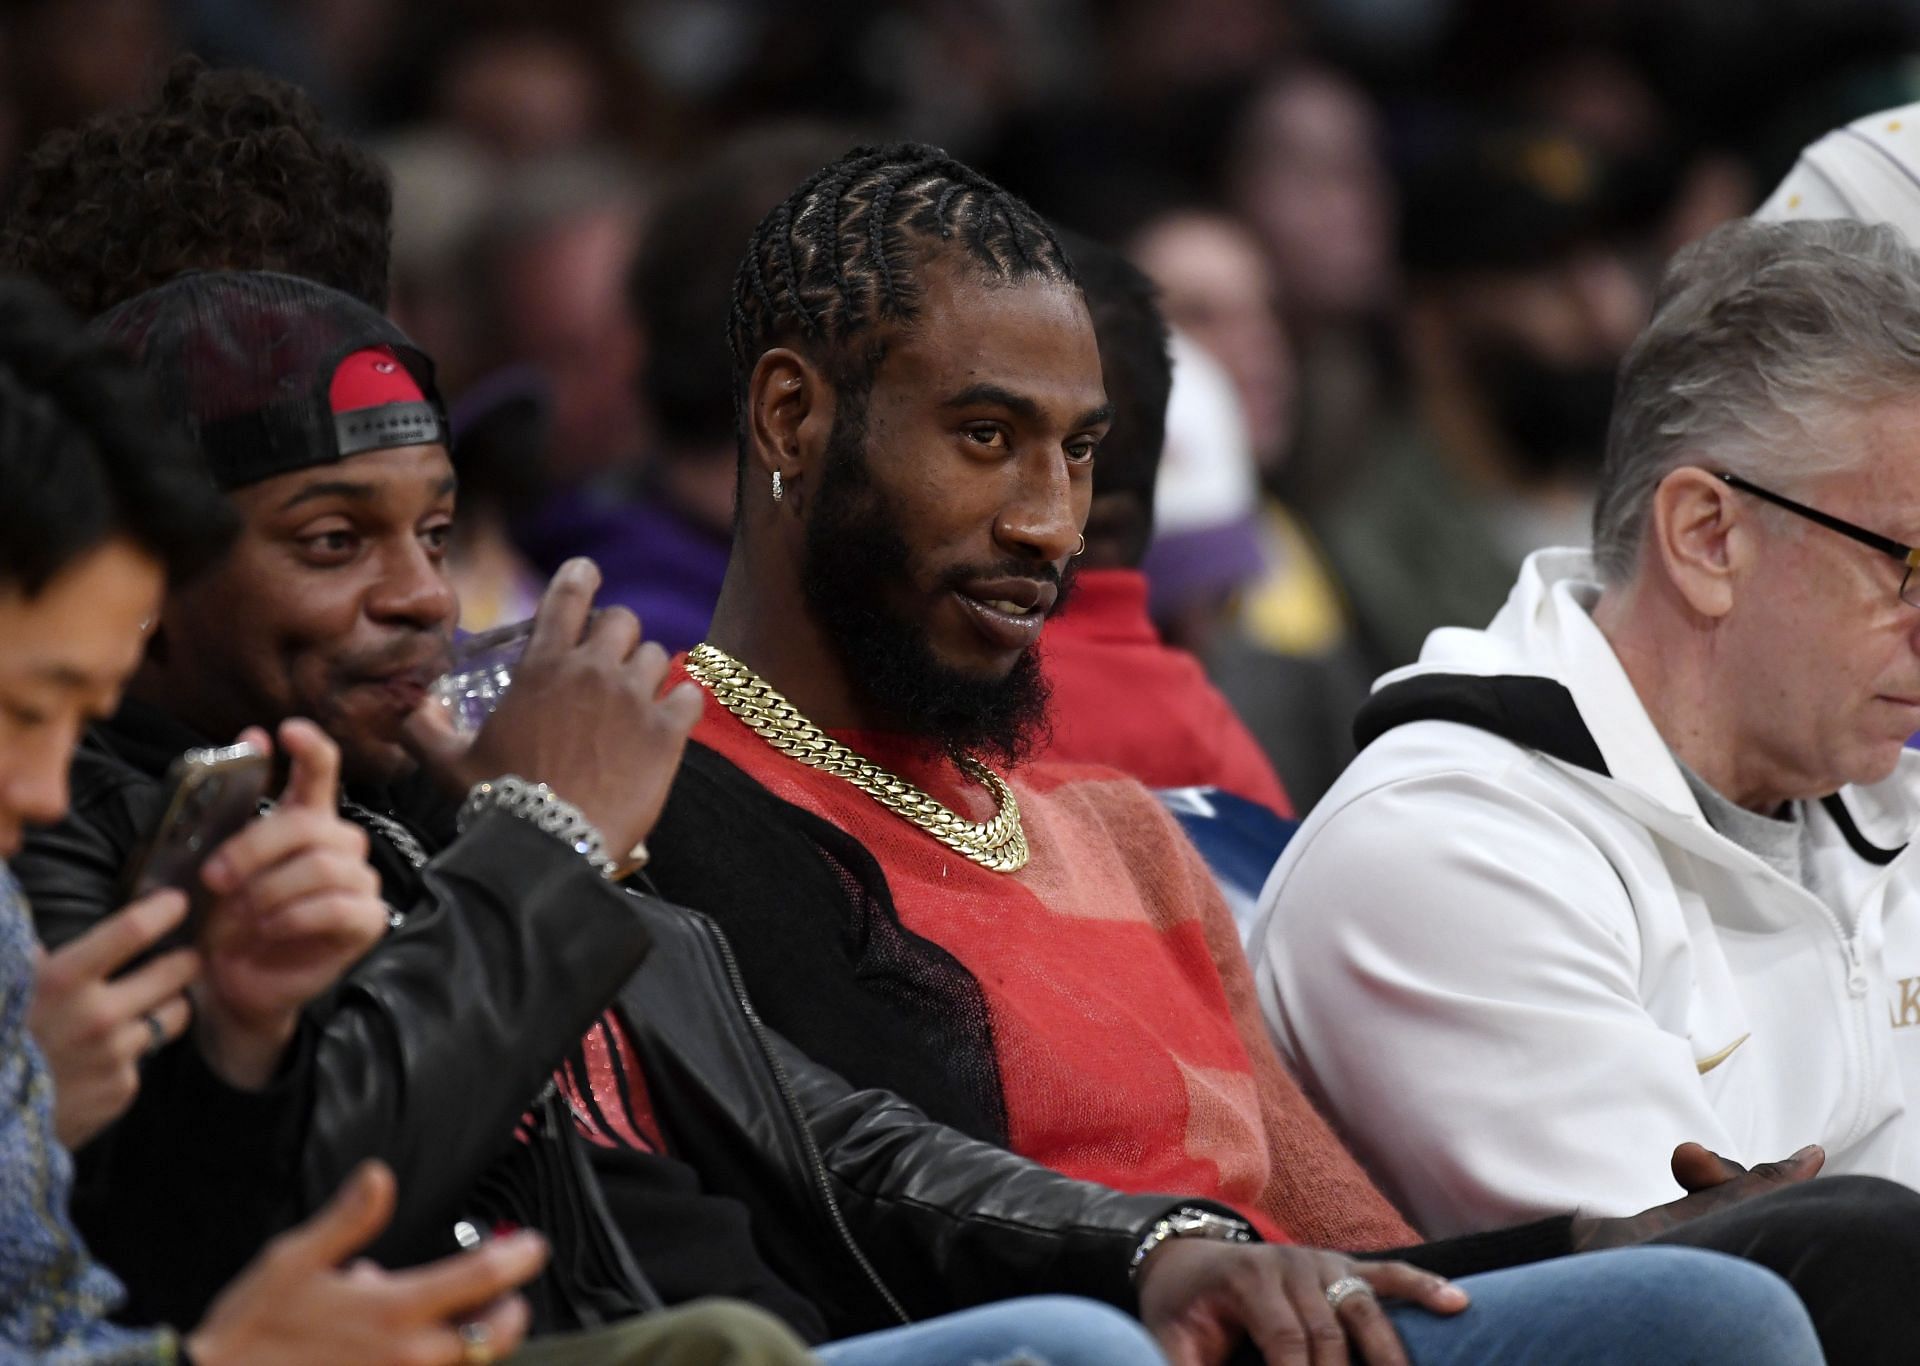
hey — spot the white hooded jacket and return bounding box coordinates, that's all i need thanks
[1252,547,1920,1237]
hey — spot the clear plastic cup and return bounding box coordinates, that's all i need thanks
[430,610,608,734]
[429,618,537,735]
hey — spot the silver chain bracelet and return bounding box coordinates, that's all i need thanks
[456,775,620,880]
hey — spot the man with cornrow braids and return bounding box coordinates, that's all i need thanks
[628,141,1878,1361]
[660,141,1404,1245]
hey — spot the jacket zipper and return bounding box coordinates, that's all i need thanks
[1801,892,1873,1149]
[696,913,912,1326]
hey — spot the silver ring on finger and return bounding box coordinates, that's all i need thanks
[142,1012,169,1058]
[1325,1275,1375,1310]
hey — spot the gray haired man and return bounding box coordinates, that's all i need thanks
[1255,219,1920,1244]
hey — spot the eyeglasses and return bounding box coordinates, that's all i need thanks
[1715,470,1920,607]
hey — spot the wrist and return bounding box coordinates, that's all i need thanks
[1130,1206,1256,1285]
[457,775,647,879]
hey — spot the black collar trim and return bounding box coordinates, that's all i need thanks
[1358,674,1914,866]
[1819,794,1906,865]
[1354,674,1610,777]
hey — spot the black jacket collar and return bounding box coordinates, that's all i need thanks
[1354,674,1611,777]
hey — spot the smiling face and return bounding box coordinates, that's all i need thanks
[0,537,162,856]
[1715,395,1920,801]
[796,259,1110,757]
[143,444,459,784]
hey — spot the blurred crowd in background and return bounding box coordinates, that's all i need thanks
[6,0,1919,810]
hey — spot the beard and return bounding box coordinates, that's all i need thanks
[799,408,1067,767]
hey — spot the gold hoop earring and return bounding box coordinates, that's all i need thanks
[1073,534,1086,557]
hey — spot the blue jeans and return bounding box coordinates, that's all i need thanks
[817,1247,1821,1366]
[1385,1246,1823,1365]
[816,1296,1162,1366]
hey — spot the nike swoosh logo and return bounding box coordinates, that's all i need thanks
[1696,1033,1752,1075]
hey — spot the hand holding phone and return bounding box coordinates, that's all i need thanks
[35,738,274,1146]
[191,719,390,1090]
[28,889,200,1148]
[125,736,273,935]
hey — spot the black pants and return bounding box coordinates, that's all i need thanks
[1648,1174,1920,1364]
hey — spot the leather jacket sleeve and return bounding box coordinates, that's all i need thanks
[786,1021,1582,1314]
[302,809,654,1266]
[16,758,654,1322]
[772,1029,1217,1317]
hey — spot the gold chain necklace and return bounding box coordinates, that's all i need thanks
[685,642,1030,873]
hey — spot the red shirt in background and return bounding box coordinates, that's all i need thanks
[1040,568,1292,816]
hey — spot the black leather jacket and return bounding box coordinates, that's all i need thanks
[17,702,1199,1338]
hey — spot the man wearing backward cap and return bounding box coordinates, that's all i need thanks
[13,269,712,1345]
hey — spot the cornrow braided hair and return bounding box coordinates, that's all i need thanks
[728,142,1077,438]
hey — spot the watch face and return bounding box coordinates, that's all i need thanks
[1132,1209,1255,1283]
[1170,1211,1239,1237]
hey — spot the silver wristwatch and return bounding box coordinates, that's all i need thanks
[1129,1206,1257,1281]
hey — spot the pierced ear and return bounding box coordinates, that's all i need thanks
[746,348,834,507]
[1651,465,1743,618]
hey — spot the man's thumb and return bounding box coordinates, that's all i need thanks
[1670,1140,1746,1192]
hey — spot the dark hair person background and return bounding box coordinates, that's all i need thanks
[515,123,863,653]
[0,276,547,1364]
[0,57,392,316]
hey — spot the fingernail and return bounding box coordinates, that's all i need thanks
[202,857,229,890]
[1437,1284,1469,1308]
[1793,1144,1820,1159]
[560,558,593,583]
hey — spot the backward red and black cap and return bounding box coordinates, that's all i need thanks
[89,269,448,491]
